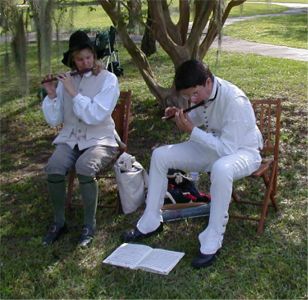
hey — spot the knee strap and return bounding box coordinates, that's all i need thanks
[77,174,97,185]
[47,174,65,184]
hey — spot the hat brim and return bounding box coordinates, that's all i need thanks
[62,42,95,67]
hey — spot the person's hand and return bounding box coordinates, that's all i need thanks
[163,106,179,121]
[42,74,57,99]
[57,73,77,98]
[175,109,194,133]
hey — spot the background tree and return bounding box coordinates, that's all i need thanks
[127,0,142,34]
[141,5,156,57]
[0,2,11,80]
[99,0,246,107]
[0,0,29,96]
[28,0,54,76]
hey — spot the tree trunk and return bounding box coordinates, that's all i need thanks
[99,0,246,108]
[29,0,54,76]
[127,0,141,34]
[11,13,28,96]
[141,5,156,57]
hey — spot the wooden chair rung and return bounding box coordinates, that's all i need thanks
[231,98,282,234]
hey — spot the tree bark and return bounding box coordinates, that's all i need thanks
[141,5,156,57]
[99,0,246,107]
[11,13,28,96]
[127,0,142,34]
[29,0,54,76]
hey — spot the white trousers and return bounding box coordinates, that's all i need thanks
[137,140,261,254]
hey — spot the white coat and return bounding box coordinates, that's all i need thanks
[137,76,263,254]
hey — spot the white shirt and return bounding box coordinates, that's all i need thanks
[189,76,263,157]
[42,70,120,150]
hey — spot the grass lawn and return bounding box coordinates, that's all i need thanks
[224,14,307,49]
[0,37,307,298]
[58,4,112,32]
[54,2,288,32]
[247,0,308,3]
[228,2,288,17]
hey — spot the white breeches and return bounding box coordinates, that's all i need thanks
[137,140,261,254]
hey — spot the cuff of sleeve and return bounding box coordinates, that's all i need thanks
[190,127,212,144]
[190,127,209,144]
[72,93,82,102]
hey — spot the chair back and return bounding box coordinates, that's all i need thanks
[251,99,282,161]
[112,91,132,150]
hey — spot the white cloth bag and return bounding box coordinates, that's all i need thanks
[114,152,148,214]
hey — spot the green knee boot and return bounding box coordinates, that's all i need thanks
[47,174,66,227]
[77,174,98,229]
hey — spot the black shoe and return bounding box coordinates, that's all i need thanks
[191,250,220,269]
[79,225,95,247]
[42,223,67,246]
[122,223,163,243]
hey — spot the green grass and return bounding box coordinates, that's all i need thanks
[228,2,288,17]
[168,1,288,22]
[0,4,307,297]
[58,4,112,31]
[247,0,307,3]
[26,2,290,34]
[0,35,307,298]
[224,14,307,49]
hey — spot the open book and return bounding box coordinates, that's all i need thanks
[103,243,185,275]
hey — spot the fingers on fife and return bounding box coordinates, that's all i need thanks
[163,106,193,133]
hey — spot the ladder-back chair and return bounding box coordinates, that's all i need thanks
[231,98,282,234]
[161,99,282,235]
[66,90,132,211]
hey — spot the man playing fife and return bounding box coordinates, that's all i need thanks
[123,59,263,268]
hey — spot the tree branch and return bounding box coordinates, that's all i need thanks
[148,0,189,66]
[177,0,189,44]
[198,0,246,58]
[99,0,168,101]
[187,0,214,58]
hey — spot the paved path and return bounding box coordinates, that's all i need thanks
[1,2,307,62]
[212,36,308,61]
[211,2,308,61]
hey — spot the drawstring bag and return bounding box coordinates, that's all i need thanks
[114,152,148,214]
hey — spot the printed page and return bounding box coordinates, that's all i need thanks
[102,243,153,269]
[137,248,185,275]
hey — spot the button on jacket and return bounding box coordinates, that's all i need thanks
[189,76,263,161]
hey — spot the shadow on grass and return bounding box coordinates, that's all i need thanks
[0,79,307,298]
[0,155,306,298]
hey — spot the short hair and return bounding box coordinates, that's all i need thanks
[174,59,213,91]
[69,48,103,75]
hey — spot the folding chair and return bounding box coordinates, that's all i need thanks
[66,90,132,212]
[94,26,123,77]
[231,99,282,234]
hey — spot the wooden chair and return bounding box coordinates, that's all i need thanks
[161,99,282,234]
[231,99,282,234]
[66,90,132,211]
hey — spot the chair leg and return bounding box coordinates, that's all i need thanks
[270,169,279,211]
[66,170,76,210]
[231,190,240,203]
[257,170,276,234]
[257,192,271,234]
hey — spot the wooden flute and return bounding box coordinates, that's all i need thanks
[162,99,206,120]
[41,68,93,84]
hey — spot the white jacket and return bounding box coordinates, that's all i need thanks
[189,76,263,158]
